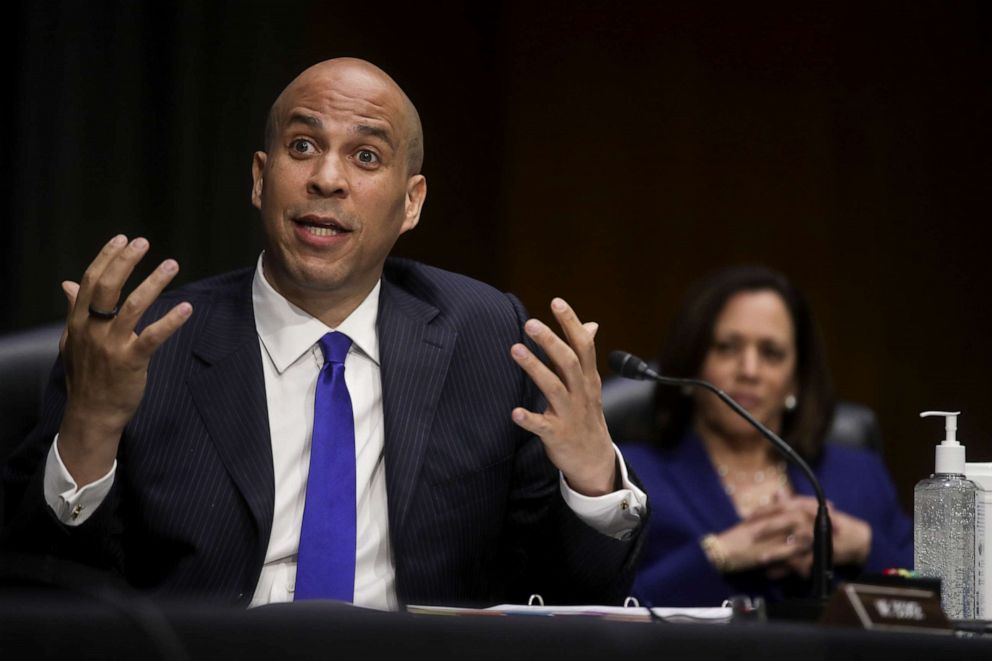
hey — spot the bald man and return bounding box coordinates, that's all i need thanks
[2,59,646,608]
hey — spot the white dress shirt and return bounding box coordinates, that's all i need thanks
[249,259,394,609]
[43,255,647,609]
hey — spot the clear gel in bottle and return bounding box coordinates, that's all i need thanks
[914,410,977,619]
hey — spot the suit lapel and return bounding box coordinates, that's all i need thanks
[186,271,274,543]
[377,277,456,540]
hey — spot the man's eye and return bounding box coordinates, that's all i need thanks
[290,139,315,154]
[356,150,379,165]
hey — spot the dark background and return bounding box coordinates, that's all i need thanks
[3,1,990,509]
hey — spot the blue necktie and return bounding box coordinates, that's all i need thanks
[295,331,356,601]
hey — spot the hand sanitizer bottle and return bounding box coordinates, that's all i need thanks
[914,410,978,619]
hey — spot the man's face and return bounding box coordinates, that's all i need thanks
[251,62,426,314]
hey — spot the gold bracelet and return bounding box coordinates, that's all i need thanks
[700,534,732,573]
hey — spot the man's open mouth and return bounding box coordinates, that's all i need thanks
[295,216,352,237]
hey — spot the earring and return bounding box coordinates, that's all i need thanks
[784,394,797,411]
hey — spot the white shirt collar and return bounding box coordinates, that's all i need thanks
[251,253,381,373]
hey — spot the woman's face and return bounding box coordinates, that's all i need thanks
[694,289,798,441]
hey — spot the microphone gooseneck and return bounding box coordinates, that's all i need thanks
[608,350,834,599]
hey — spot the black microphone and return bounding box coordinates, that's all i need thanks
[608,350,834,600]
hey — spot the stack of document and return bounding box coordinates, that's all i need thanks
[407,603,732,624]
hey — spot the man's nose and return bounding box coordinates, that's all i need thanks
[307,154,348,197]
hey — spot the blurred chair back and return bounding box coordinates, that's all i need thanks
[602,374,883,452]
[0,322,63,464]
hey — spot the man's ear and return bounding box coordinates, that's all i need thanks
[251,151,268,209]
[400,174,427,234]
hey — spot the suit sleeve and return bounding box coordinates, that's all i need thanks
[1,355,126,577]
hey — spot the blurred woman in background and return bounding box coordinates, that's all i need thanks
[621,265,912,606]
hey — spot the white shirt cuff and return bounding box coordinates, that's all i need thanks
[44,434,116,526]
[559,444,647,540]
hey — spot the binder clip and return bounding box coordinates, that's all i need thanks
[724,595,766,624]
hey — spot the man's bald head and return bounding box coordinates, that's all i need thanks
[263,58,424,175]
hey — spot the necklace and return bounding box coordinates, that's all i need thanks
[716,460,789,514]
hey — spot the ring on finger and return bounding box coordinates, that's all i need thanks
[785,533,796,545]
[88,303,120,320]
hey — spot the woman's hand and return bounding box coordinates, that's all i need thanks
[705,493,873,578]
[786,496,872,567]
[707,500,814,573]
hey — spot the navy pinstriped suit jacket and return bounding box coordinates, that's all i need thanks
[2,258,642,607]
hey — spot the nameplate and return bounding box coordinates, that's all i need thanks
[820,582,951,634]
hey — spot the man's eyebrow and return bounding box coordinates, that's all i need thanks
[353,124,395,148]
[281,114,396,149]
[285,113,323,130]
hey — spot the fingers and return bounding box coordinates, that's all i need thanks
[516,300,599,397]
[62,280,80,310]
[72,236,186,340]
[548,298,599,380]
[828,509,872,566]
[743,500,789,520]
[751,517,792,541]
[521,317,584,395]
[787,495,820,516]
[511,342,566,411]
[60,281,80,353]
[133,302,194,360]
[510,405,550,438]
[720,519,806,573]
[65,234,190,362]
[117,258,192,355]
[508,299,615,496]
[769,547,814,579]
[111,258,182,341]
[510,318,600,414]
[757,531,813,566]
[88,237,151,313]
[73,235,130,324]
[750,508,813,545]
[725,504,819,573]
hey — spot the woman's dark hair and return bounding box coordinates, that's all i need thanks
[653,265,834,462]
